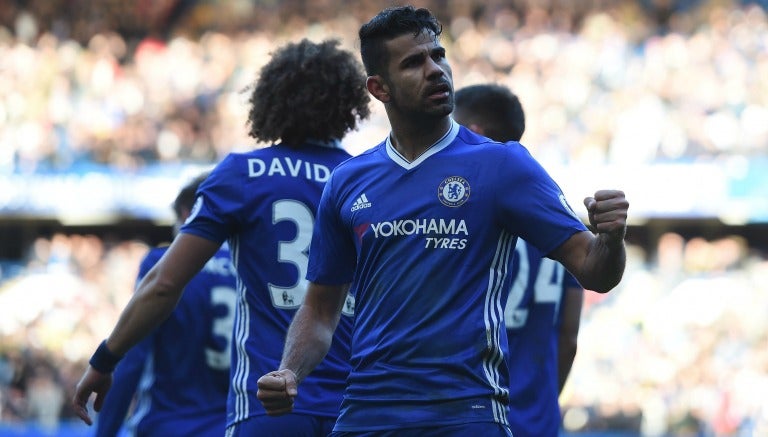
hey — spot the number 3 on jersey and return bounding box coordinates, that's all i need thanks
[206,285,237,370]
[504,239,564,329]
[269,199,354,316]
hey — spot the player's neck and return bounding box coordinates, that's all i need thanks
[388,117,451,162]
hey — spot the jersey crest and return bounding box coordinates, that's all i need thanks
[438,176,470,207]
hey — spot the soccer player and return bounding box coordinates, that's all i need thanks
[454,83,585,437]
[72,39,371,437]
[94,172,236,437]
[257,5,627,436]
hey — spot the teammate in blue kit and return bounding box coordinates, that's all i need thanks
[94,172,236,437]
[257,6,627,436]
[72,39,371,437]
[454,83,585,437]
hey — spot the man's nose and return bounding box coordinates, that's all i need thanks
[424,57,445,79]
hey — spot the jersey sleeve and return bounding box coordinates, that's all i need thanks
[497,144,588,255]
[181,154,245,243]
[306,173,357,284]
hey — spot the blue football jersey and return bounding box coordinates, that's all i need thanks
[505,239,581,437]
[95,245,236,437]
[307,120,588,431]
[180,142,355,428]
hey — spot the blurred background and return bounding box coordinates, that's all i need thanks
[0,0,767,436]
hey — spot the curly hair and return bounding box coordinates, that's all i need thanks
[359,5,443,77]
[246,39,371,147]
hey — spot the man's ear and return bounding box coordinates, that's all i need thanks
[366,76,390,103]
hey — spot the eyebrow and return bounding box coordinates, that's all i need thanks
[399,45,445,68]
[399,51,425,67]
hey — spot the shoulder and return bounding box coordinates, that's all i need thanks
[213,150,252,168]
[205,151,250,184]
[455,124,497,146]
[331,142,386,176]
[318,145,355,169]
[204,149,277,191]
[454,125,533,158]
[212,147,291,170]
[218,144,353,172]
[450,136,540,181]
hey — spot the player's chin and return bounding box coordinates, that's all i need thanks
[427,102,453,117]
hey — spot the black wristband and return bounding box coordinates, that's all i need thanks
[89,340,123,373]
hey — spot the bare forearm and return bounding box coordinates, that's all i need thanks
[279,303,337,382]
[105,234,219,355]
[106,273,181,355]
[279,282,347,381]
[580,234,625,293]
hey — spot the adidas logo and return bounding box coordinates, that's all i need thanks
[351,193,372,212]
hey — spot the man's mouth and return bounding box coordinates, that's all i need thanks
[426,83,451,100]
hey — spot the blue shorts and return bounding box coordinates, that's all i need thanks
[225,414,336,437]
[330,422,513,437]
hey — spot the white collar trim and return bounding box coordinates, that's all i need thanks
[385,120,459,170]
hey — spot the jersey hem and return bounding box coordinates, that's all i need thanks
[332,417,505,432]
[226,408,339,428]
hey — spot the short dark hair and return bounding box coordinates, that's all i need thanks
[359,5,442,77]
[454,84,526,142]
[172,172,209,219]
[246,39,370,147]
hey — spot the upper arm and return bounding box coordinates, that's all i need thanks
[302,282,349,326]
[496,145,589,256]
[142,233,222,296]
[307,176,357,285]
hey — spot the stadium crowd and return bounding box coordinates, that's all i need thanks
[1,0,767,173]
[1,0,767,435]
[1,231,766,435]
[0,234,148,430]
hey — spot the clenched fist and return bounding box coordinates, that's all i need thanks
[583,190,628,245]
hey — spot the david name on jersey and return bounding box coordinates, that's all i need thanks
[248,157,332,182]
